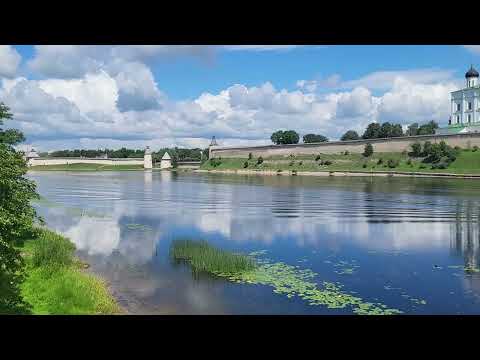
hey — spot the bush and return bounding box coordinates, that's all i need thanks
[474,146,479,152]
[315,155,321,161]
[209,158,221,167]
[411,142,422,157]
[363,143,373,157]
[323,160,333,166]
[454,146,462,152]
[289,161,294,166]
[422,141,432,157]
[431,162,448,170]
[248,152,253,160]
[276,169,282,174]
[243,161,249,168]
[419,164,426,169]
[31,230,75,269]
[257,156,264,165]
[344,150,350,155]
[298,161,303,166]
[407,158,412,166]
[362,163,367,168]
[387,159,399,168]
[377,158,383,165]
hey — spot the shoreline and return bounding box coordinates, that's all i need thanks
[194,168,480,179]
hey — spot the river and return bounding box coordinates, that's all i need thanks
[28,170,480,314]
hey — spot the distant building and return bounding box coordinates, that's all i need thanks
[144,146,153,169]
[437,65,480,135]
[160,151,172,169]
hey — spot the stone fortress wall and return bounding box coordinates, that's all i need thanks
[28,157,145,167]
[209,133,480,158]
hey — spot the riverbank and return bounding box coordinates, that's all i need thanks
[15,228,122,315]
[198,150,480,179]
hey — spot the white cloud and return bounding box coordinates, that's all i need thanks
[463,45,480,54]
[0,45,21,78]
[223,45,302,51]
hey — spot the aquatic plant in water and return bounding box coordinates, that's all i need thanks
[171,242,402,315]
[125,223,153,232]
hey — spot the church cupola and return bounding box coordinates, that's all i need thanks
[466,65,479,87]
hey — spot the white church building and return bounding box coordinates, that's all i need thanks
[437,65,480,135]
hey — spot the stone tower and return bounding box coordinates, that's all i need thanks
[144,146,153,169]
[160,152,172,169]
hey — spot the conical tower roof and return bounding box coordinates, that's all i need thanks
[162,152,171,160]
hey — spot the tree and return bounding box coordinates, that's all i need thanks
[410,142,422,157]
[303,134,328,143]
[0,103,38,313]
[363,143,374,157]
[406,123,419,136]
[379,122,393,138]
[282,130,300,144]
[340,130,360,141]
[271,130,299,145]
[422,141,432,157]
[391,124,403,137]
[362,123,381,139]
[418,121,438,135]
[271,130,284,145]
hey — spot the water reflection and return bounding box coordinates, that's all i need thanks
[28,171,480,314]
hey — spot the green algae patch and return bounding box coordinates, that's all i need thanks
[126,223,153,232]
[171,243,402,315]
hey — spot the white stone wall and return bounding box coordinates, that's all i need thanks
[28,158,144,167]
[144,154,152,169]
[160,159,172,169]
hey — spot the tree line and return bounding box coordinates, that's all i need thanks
[270,120,439,145]
[46,147,208,163]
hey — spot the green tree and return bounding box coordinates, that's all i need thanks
[363,143,374,157]
[406,123,419,136]
[0,103,38,313]
[417,120,438,135]
[271,130,284,145]
[391,124,403,137]
[379,122,393,138]
[282,130,300,144]
[362,123,381,139]
[422,141,432,157]
[303,134,328,143]
[410,142,422,157]
[340,130,360,141]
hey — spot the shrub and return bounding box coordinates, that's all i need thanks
[419,164,426,169]
[315,155,321,161]
[209,158,221,167]
[276,169,282,174]
[407,158,412,166]
[363,143,373,157]
[31,230,75,269]
[474,146,479,152]
[298,161,303,166]
[344,150,350,155]
[422,141,432,157]
[410,142,422,157]
[243,161,249,168]
[431,162,448,170]
[387,159,399,168]
[257,156,264,165]
[289,161,294,166]
[454,146,462,152]
[248,152,253,160]
[323,160,333,166]
[362,163,367,168]
[377,158,383,165]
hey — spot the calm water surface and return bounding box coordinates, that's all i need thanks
[28,171,480,314]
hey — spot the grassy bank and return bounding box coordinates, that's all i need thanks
[29,163,144,171]
[200,149,480,175]
[16,228,121,315]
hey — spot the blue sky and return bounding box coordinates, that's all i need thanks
[1,45,480,151]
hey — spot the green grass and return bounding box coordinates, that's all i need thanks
[200,150,480,175]
[18,228,121,315]
[171,239,256,274]
[29,163,144,171]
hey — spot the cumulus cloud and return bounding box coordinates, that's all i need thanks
[1,45,464,151]
[0,45,21,78]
